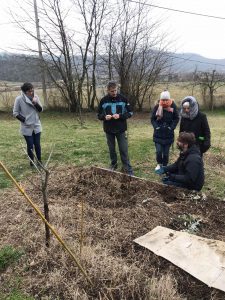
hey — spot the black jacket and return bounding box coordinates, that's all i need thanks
[151,102,179,145]
[97,94,133,134]
[164,145,204,191]
[180,112,211,154]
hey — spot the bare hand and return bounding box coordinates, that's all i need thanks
[105,114,112,120]
[112,114,120,119]
[32,96,38,104]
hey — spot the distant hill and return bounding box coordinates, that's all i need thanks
[0,53,43,82]
[169,53,225,73]
[0,51,225,83]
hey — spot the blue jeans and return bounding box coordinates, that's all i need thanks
[24,131,41,162]
[106,132,133,174]
[155,143,171,166]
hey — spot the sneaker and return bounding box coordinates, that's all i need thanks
[128,170,134,176]
[155,164,161,171]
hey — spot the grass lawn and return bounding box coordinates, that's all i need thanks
[0,110,225,198]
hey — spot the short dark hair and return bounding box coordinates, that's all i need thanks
[107,81,117,90]
[178,132,196,147]
[21,82,33,93]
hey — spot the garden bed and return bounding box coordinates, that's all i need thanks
[1,166,225,299]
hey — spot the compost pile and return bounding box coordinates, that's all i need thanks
[1,166,225,300]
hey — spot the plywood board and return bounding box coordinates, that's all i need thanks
[134,226,225,292]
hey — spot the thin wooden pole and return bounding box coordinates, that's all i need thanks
[0,161,92,286]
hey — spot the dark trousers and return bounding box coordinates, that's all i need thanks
[24,131,41,162]
[106,132,133,173]
[155,143,171,166]
[162,177,186,189]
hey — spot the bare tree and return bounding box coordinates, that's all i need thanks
[129,42,170,111]
[13,0,81,112]
[103,0,170,110]
[11,0,172,112]
[196,70,225,110]
[72,0,109,110]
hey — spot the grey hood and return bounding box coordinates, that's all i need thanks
[180,96,199,120]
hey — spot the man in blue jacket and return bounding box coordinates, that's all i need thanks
[98,81,133,175]
[156,132,204,191]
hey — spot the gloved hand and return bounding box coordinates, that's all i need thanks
[168,173,175,181]
[162,176,169,183]
[155,166,165,175]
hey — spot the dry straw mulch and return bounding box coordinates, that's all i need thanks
[1,166,225,300]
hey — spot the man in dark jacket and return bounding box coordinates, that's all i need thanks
[156,132,204,191]
[98,81,133,175]
[180,96,211,155]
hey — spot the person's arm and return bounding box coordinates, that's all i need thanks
[13,97,25,122]
[169,156,200,184]
[32,95,43,112]
[119,99,133,120]
[150,105,159,129]
[170,103,179,130]
[179,117,184,133]
[201,114,211,152]
[163,161,179,174]
[97,100,106,120]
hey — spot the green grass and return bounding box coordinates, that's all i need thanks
[0,110,224,196]
[0,246,33,300]
[0,290,34,300]
[0,245,24,271]
[0,276,34,300]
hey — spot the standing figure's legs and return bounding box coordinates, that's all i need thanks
[106,133,117,169]
[116,132,133,175]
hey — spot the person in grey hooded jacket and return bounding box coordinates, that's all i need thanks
[179,96,211,155]
[13,82,43,166]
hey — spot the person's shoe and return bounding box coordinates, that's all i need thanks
[109,163,117,171]
[30,161,34,167]
[128,170,134,176]
[155,164,161,171]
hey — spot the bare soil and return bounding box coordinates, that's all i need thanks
[1,166,225,299]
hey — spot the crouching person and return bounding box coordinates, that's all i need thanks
[156,132,204,191]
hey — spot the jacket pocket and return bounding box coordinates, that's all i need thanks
[105,105,112,115]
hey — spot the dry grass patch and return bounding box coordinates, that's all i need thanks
[1,166,225,299]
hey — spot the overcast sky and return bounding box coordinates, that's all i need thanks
[1,0,225,59]
[153,0,225,59]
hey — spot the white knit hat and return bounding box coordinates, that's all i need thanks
[160,90,170,100]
